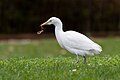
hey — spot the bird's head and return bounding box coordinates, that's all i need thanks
[40,17,62,27]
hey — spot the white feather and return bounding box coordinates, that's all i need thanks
[61,31,102,56]
[41,17,102,63]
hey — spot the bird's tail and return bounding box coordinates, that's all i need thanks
[88,44,102,55]
[93,43,102,53]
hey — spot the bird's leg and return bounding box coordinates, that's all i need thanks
[75,54,79,64]
[83,56,86,64]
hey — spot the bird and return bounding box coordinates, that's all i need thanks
[39,17,102,64]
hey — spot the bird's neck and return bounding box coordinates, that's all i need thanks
[54,21,64,48]
[54,22,64,33]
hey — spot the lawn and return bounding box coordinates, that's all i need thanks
[0,37,120,80]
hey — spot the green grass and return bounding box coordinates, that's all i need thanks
[0,39,61,59]
[0,56,120,80]
[0,37,120,80]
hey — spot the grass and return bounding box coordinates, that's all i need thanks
[0,37,120,80]
[0,56,120,80]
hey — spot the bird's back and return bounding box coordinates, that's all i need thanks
[61,31,102,56]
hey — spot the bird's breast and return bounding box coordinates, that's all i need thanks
[55,29,64,48]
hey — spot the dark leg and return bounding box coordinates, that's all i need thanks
[83,56,86,64]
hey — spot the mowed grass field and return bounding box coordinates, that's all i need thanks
[0,37,120,80]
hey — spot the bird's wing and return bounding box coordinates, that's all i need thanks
[62,31,102,52]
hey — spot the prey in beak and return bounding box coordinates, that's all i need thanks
[37,21,48,34]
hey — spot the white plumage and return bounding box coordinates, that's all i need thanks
[40,17,102,63]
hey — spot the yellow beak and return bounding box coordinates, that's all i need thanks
[40,21,48,27]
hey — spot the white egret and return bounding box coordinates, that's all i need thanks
[39,17,102,64]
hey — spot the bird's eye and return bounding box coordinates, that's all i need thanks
[49,20,52,22]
